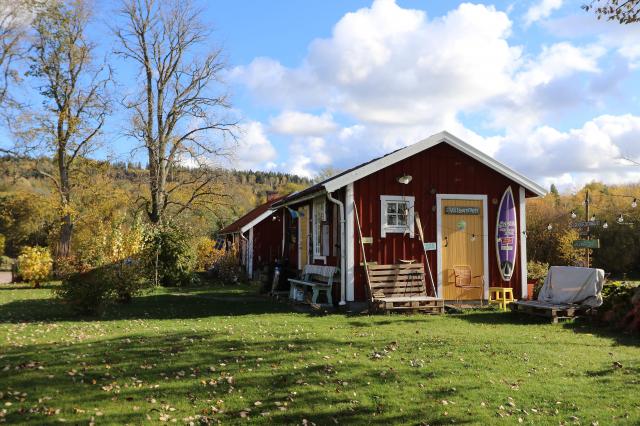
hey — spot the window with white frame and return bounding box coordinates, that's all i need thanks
[380,195,415,237]
[312,196,326,259]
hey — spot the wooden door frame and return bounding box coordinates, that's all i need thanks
[297,205,309,270]
[436,194,489,300]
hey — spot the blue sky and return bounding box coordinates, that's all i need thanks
[7,0,640,190]
[211,0,640,190]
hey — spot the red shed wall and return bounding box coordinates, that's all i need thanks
[353,142,527,301]
[251,212,284,270]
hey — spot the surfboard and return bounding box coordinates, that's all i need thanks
[496,186,517,281]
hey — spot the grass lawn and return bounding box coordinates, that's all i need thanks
[0,283,639,425]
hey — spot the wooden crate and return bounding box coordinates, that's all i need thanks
[510,300,586,323]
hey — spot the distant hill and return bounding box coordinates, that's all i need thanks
[0,156,310,256]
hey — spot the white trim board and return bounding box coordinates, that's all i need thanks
[519,186,528,299]
[323,131,546,196]
[436,194,489,300]
[240,209,275,234]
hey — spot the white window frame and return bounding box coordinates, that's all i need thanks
[380,195,415,238]
[312,196,326,261]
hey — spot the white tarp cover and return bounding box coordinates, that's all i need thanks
[537,266,605,307]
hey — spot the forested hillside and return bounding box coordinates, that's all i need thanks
[527,182,640,278]
[0,156,309,257]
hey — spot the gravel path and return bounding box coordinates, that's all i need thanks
[0,271,12,284]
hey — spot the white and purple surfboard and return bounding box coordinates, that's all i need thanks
[496,187,517,281]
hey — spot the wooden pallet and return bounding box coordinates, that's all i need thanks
[373,297,444,314]
[510,300,586,323]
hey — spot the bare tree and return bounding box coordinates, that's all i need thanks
[0,0,34,155]
[18,0,111,257]
[583,0,640,23]
[115,0,236,225]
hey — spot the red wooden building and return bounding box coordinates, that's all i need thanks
[218,193,286,278]
[273,131,545,305]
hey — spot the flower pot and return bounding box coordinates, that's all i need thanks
[527,281,536,300]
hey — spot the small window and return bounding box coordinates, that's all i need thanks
[380,195,415,237]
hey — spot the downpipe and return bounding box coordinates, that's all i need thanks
[326,191,347,306]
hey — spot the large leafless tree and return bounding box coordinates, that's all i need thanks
[19,0,111,257]
[0,0,34,155]
[583,0,640,23]
[115,0,236,225]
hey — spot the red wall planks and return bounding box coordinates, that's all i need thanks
[353,142,528,301]
[251,211,285,270]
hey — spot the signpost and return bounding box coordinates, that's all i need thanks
[572,239,600,249]
[570,220,600,229]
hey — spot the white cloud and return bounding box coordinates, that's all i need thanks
[233,0,605,134]
[270,111,337,136]
[287,137,332,178]
[233,1,521,127]
[524,0,564,26]
[231,0,638,187]
[494,114,640,189]
[231,121,277,170]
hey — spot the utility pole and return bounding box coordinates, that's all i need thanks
[585,190,590,268]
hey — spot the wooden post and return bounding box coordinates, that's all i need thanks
[353,202,372,303]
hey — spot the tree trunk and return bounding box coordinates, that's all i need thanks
[57,142,73,258]
[57,213,73,258]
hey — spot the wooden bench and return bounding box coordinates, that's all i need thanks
[367,263,443,313]
[288,265,338,305]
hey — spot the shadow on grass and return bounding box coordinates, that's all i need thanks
[451,311,552,326]
[0,282,60,291]
[452,310,640,347]
[562,320,640,347]
[0,288,292,324]
[0,330,479,425]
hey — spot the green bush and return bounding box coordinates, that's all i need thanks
[527,261,549,284]
[109,258,149,303]
[527,261,549,300]
[598,281,640,329]
[0,256,13,272]
[17,246,53,287]
[211,245,242,284]
[55,266,113,315]
[145,226,196,287]
[55,257,149,315]
[0,234,5,257]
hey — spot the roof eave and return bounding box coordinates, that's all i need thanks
[323,131,546,197]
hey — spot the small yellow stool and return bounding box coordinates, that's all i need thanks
[489,287,514,311]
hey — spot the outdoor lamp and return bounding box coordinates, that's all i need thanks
[547,223,553,231]
[618,214,624,223]
[603,221,609,229]
[590,214,596,222]
[570,210,577,219]
[397,174,412,185]
[633,198,638,208]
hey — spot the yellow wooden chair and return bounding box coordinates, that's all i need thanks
[453,265,484,305]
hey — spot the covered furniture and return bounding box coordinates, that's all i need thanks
[288,265,338,305]
[512,266,605,322]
